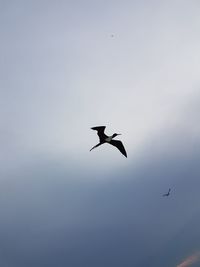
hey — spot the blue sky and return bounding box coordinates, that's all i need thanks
[1,1,200,266]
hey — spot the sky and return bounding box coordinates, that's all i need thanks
[1,0,200,266]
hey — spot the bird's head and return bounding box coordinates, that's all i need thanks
[112,133,121,138]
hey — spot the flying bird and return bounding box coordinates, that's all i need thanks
[90,126,127,157]
[163,188,171,197]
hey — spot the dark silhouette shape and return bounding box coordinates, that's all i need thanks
[163,188,171,197]
[90,126,127,157]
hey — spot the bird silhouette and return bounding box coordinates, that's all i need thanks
[163,188,171,197]
[90,126,127,157]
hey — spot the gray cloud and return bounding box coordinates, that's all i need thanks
[1,107,200,266]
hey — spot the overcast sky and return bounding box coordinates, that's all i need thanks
[1,1,200,266]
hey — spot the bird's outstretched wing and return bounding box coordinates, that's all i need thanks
[91,126,107,142]
[163,188,171,197]
[109,140,127,157]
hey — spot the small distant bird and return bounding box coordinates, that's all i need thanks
[90,126,127,157]
[163,188,171,197]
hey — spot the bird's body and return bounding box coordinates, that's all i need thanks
[105,136,113,142]
[163,188,171,197]
[90,126,127,157]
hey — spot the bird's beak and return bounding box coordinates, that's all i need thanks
[117,134,122,136]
